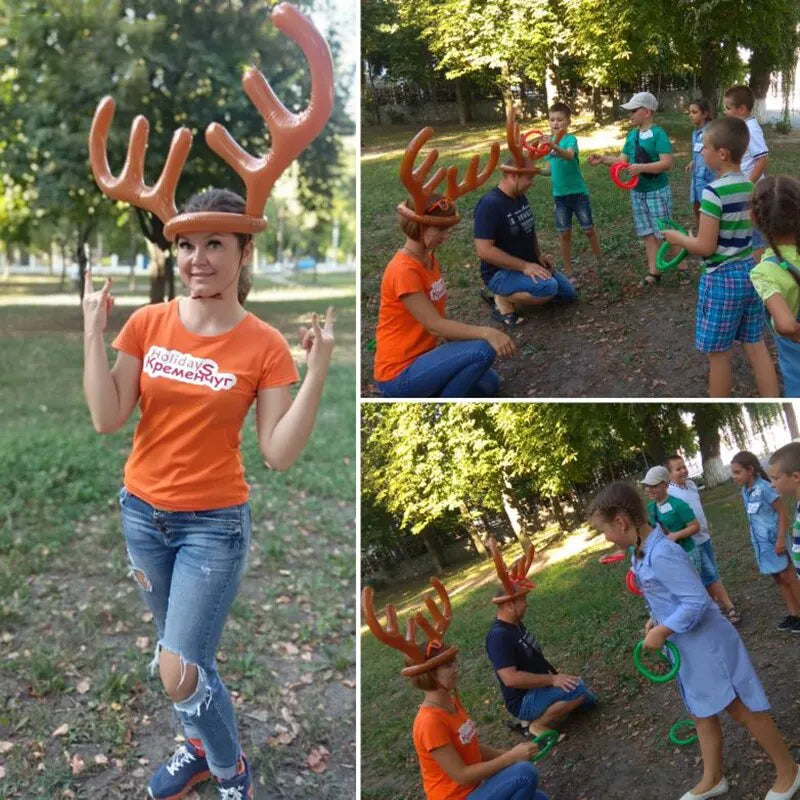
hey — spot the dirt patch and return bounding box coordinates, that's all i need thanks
[0,506,355,799]
[361,264,777,398]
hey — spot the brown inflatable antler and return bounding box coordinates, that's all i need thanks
[89,3,334,242]
[488,537,536,604]
[89,99,193,225]
[500,107,539,175]
[362,578,458,676]
[397,127,499,227]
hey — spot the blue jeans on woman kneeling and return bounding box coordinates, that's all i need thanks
[467,762,548,800]
[376,340,500,398]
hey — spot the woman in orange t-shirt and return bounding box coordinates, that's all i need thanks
[363,581,549,800]
[373,129,514,398]
[82,189,335,800]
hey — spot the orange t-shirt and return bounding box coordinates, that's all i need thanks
[373,251,448,382]
[412,697,481,800]
[112,299,298,511]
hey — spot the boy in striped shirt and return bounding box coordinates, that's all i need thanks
[663,117,778,396]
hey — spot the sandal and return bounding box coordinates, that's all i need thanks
[479,286,496,308]
[640,273,661,287]
[491,309,527,329]
[504,719,528,736]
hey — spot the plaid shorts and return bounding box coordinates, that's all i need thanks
[695,258,764,353]
[630,184,673,238]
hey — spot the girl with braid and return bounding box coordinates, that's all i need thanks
[750,176,800,394]
[588,482,800,800]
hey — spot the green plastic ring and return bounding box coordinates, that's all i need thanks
[633,639,680,683]
[530,729,559,762]
[656,219,689,272]
[669,718,698,746]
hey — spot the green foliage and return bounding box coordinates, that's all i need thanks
[361,403,785,553]
[0,0,354,264]
[366,0,800,116]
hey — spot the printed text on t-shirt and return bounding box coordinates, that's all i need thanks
[458,718,476,746]
[506,205,534,238]
[143,345,237,391]
[429,277,446,303]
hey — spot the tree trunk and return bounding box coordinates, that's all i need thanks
[641,407,668,466]
[421,529,445,574]
[77,237,89,299]
[784,403,800,440]
[455,78,467,125]
[136,208,174,302]
[592,87,603,123]
[147,240,167,304]
[700,43,719,111]
[749,45,773,123]
[59,243,67,289]
[545,62,558,106]
[550,495,568,530]
[459,502,487,555]
[367,62,382,126]
[502,487,523,542]
[694,407,727,487]
[501,62,514,116]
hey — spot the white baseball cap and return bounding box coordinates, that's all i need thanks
[641,465,670,486]
[621,92,658,112]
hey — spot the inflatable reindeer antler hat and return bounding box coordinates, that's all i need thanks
[362,577,458,676]
[88,2,334,241]
[488,537,536,604]
[500,107,541,175]
[396,128,499,227]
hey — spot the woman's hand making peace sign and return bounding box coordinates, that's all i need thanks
[298,306,335,374]
[82,266,115,335]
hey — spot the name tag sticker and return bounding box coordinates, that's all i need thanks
[639,129,654,140]
[658,502,673,513]
[747,502,760,514]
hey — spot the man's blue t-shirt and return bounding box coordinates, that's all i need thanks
[485,618,555,717]
[473,187,542,285]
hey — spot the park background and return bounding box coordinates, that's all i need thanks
[361,0,800,397]
[361,402,800,799]
[0,1,356,798]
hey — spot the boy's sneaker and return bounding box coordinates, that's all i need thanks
[777,614,799,631]
[217,756,254,799]
[148,739,211,799]
[792,617,800,634]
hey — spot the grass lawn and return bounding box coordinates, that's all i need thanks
[361,114,800,396]
[361,481,800,799]
[0,275,355,798]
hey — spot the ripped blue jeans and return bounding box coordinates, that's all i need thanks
[118,487,250,779]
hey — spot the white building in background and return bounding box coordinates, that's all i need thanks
[763,68,800,125]
[682,406,798,484]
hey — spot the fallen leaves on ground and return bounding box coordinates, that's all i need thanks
[307,745,330,773]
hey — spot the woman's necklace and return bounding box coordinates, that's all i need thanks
[423,696,456,714]
[401,245,431,268]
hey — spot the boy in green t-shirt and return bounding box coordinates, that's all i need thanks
[587,92,675,287]
[641,465,701,571]
[535,102,602,282]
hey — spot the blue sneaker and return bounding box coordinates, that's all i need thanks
[216,756,254,799]
[147,739,211,799]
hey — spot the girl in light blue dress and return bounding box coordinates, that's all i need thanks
[730,451,800,632]
[687,99,716,227]
[589,481,800,800]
